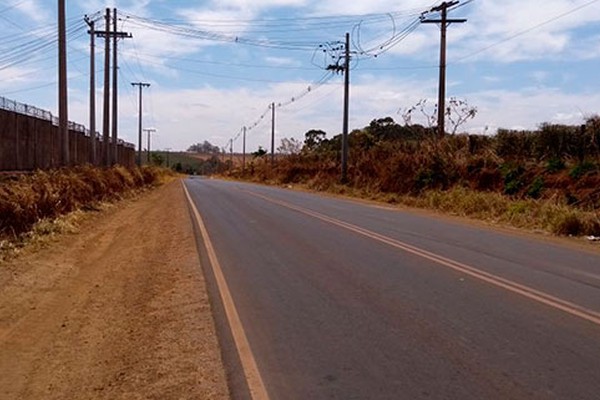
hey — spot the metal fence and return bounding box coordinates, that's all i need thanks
[0,96,136,170]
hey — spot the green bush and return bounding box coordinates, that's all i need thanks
[569,161,596,180]
[526,177,545,199]
[501,163,525,195]
[545,157,565,173]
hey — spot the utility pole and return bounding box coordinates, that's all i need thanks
[229,138,233,169]
[111,8,118,164]
[270,102,276,167]
[242,126,246,172]
[165,147,171,167]
[58,0,69,166]
[341,32,350,183]
[131,82,150,166]
[84,16,96,165]
[94,8,131,165]
[143,128,156,163]
[100,8,111,166]
[421,1,466,138]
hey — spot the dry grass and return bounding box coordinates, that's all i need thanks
[223,117,600,237]
[396,187,600,236]
[0,165,173,256]
[227,135,600,237]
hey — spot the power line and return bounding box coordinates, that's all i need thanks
[0,1,26,15]
[451,0,600,63]
[0,19,88,71]
[119,8,433,53]
[122,50,320,83]
[119,49,317,71]
[152,9,428,25]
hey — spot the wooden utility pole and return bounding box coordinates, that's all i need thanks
[341,32,350,183]
[165,148,171,167]
[242,126,246,171]
[143,128,156,163]
[422,1,466,138]
[270,102,275,167]
[131,82,150,166]
[58,0,69,165]
[229,138,233,168]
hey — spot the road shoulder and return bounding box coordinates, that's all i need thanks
[0,180,230,399]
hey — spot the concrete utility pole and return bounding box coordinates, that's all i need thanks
[84,16,96,165]
[131,82,150,166]
[422,1,466,138]
[270,102,276,167]
[143,128,156,163]
[58,0,69,165]
[242,126,246,172]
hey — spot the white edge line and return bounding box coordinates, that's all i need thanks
[182,181,270,400]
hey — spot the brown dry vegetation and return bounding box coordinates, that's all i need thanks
[0,165,172,243]
[229,117,600,237]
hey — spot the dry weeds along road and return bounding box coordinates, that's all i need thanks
[0,180,230,400]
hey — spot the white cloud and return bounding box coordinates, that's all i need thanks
[265,56,299,66]
[463,87,600,133]
[453,0,600,62]
[103,76,600,150]
[8,0,600,153]
[0,67,40,88]
[310,0,432,16]
[15,0,50,23]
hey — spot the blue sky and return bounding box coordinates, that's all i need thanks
[1,0,600,152]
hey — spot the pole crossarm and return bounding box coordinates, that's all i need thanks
[421,18,467,24]
[431,0,459,12]
[93,31,133,38]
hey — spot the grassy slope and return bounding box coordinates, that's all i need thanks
[0,165,173,245]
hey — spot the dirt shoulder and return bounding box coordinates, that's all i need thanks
[0,180,230,399]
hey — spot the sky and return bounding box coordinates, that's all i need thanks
[1,0,600,153]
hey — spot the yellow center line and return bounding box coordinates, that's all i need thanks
[183,182,270,400]
[243,189,600,327]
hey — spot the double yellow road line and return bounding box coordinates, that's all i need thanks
[184,181,600,400]
[244,189,600,327]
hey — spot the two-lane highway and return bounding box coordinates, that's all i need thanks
[183,178,600,400]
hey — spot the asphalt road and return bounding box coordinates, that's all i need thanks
[184,178,600,400]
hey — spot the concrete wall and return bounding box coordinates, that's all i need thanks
[0,109,135,171]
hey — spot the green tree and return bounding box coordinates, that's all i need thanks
[187,140,220,154]
[303,129,326,151]
[252,146,268,158]
[150,153,164,166]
